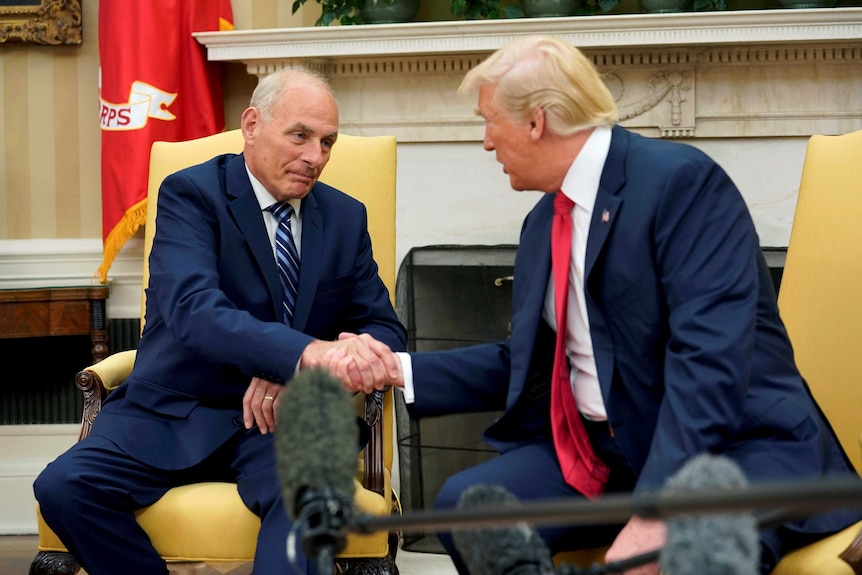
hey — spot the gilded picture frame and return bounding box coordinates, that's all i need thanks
[0,0,81,45]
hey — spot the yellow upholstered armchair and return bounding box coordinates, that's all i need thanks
[31,130,402,575]
[768,129,862,575]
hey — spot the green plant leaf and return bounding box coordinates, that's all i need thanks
[452,0,509,19]
[319,11,336,25]
[502,4,524,17]
[693,0,727,9]
[451,0,467,16]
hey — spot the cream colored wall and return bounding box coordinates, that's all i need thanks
[0,0,317,242]
[0,0,99,240]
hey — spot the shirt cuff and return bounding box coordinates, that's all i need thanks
[396,352,414,403]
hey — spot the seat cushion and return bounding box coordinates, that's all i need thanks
[136,482,259,561]
[37,476,393,562]
[772,521,862,575]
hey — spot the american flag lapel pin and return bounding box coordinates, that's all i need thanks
[602,209,610,223]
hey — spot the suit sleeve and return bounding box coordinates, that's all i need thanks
[409,341,511,417]
[634,153,762,491]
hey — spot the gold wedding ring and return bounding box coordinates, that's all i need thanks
[264,395,275,401]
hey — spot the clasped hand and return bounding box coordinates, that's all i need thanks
[303,332,402,394]
[242,333,401,434]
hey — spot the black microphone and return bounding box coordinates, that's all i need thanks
[453,483,556,575]
[659,454,760,575]
[275,367,359,574]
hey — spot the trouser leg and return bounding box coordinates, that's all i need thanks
[434,439,635,575]
[232,428,317,575]
[34,435,174,575]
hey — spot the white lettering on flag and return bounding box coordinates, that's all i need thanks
[99,81,178,131]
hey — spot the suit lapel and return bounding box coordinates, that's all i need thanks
[526,196,553,309]
[509,195,554,399]
[225,155,283,320]
[585,126,627,279]
[291,186,323,331]
[585,194,622,278]
[584,127,630,398]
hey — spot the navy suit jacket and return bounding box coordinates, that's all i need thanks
[92,152,407,470]
[410,126,858,534]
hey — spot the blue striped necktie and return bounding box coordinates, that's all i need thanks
[267,201,300,324]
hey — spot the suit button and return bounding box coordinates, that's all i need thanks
[232,416,243,427]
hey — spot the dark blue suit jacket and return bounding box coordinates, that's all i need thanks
[92,152,407,470]
[410,126,859,536]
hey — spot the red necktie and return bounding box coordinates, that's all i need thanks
[551,191,610,499]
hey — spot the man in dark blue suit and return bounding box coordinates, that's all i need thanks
[335,36,861,574]
[34,68,406,575]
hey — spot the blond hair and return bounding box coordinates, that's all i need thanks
[459,36,618,135]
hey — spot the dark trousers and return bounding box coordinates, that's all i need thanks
[433,419,812,575]
[34,428,316,575]
[433,421,637,575]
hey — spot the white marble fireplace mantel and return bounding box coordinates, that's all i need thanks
[196,9,862,141]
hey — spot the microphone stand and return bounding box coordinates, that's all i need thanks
[350,475,862,535]
[295,487,352,575]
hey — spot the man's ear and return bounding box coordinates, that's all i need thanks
[240,107,259,141]
[529,106,546,142]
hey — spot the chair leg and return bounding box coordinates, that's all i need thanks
[388,531,400,562]
[336,554,399,575]
[29,551,80,575]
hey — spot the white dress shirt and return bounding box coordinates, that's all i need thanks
[246,164,303,258]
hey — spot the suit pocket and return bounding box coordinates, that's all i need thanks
[125,378,199,419]
[316,272,356,295]
[738,396,816,442]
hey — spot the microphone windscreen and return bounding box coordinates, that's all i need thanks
[454,484,555,575]
[660,454,760,575]
[275,367,358,519]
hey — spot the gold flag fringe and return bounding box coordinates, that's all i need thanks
[97,197,148,283]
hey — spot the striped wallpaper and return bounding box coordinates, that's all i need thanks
[0,0,316,243]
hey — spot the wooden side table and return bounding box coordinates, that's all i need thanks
[0,285,110,363]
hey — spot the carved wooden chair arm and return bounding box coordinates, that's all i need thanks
[360,388,388,498]
[75,349,137,440]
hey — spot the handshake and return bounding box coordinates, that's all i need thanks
[243,332,399,435]
[300,332,404,395]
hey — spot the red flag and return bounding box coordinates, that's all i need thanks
[97,0,233,283]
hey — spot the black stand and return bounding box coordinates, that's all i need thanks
[297,487,352,575]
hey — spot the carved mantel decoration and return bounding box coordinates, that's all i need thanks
[0,0,81,45]
[196,9,862,141]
